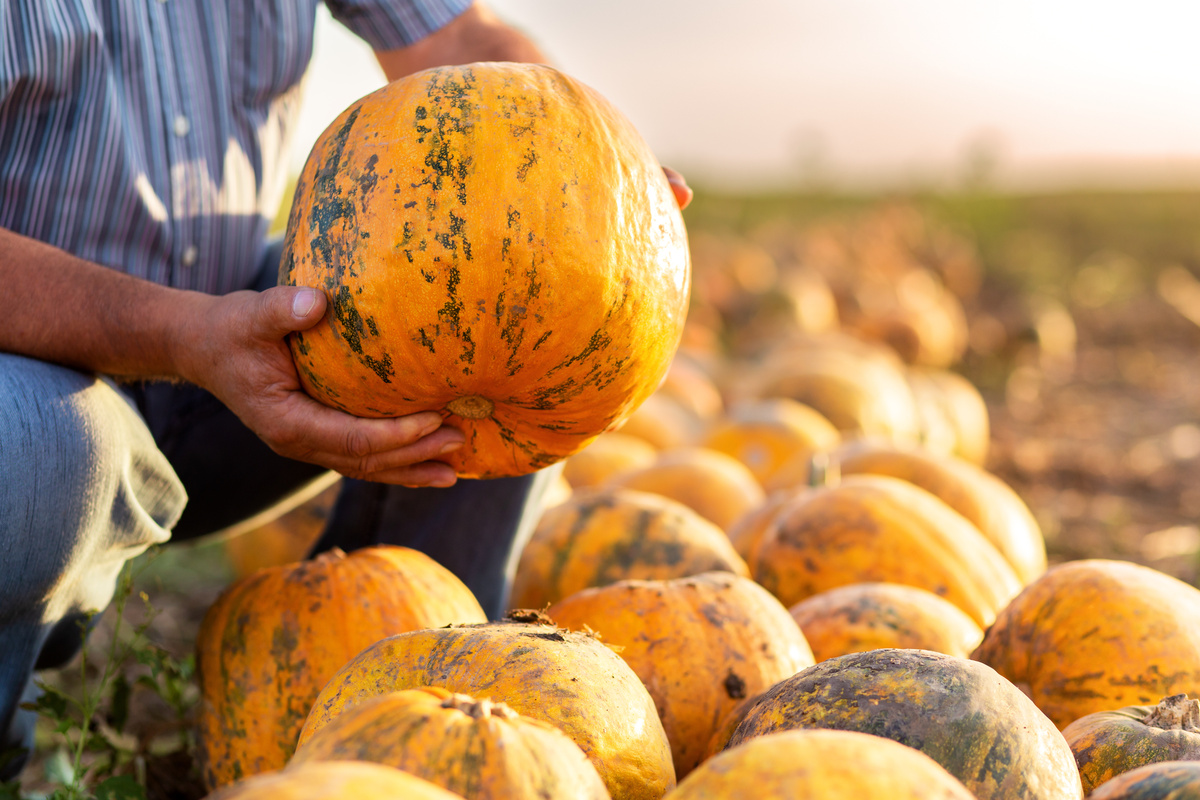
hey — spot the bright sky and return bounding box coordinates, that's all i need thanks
[292,1,1200,190]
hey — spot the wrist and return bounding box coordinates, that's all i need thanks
[160,288,223,387]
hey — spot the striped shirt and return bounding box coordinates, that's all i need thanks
[0,0,470,295]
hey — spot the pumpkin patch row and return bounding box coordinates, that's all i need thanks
[191,60,1199,800]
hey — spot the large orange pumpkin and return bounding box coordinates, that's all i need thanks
[673,729,977,800]
[298,618,675,800]
[788,582,983,661]
[832,440,1046,585]
[195,546,486,789]
[204,761,465,800]
[280,62,690,479]
[1063,694,1200,795]
[971,559,1200,729]
[290,687,610,800]
[547,572,815,777]
[748,474,1022,626]
[508,487,749,611]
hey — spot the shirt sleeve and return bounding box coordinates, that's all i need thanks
[324,0,474,51]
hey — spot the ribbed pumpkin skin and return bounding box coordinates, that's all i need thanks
[604,447,766,532]
[546,572,815,778]
[298,620,675,800]
[724,489,802,565]
[971,559,1200,730]
[204,761,465,800]
[1063,695,1200,796]
[788,582,983,661]
[700,398,840,486]
[906,366,991,466]
[280,62,690,479]
[748,474,1022,626]
[195,546,486,789]
[562,432,657,488]
[728,649,1083,800]
[290,687,610,800]
[834,441,1046,584]
[508,487,749,611]
[673,729,977,800]
[1088,762,1200,800]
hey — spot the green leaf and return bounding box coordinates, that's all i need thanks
[26,684,73,723]
[94,775,146,800]
[42,748,75,786]
[108,674,131,734]
[0,779,23,800]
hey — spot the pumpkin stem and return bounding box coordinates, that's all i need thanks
[447,395,495,420]
[442,693,518,720]
[1144,694,1200,731]
[808,452,840,488]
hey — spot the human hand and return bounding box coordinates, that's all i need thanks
[172,286,464,487]
[663,166,693,210]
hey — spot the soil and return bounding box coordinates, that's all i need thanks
[978,289,1200,586]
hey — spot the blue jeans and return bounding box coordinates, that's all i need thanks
[0,244,555,778]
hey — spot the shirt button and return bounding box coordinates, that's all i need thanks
[181,245,198,267]
[173,115,190,137]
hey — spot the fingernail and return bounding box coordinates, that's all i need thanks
[440,440,464,454]
[292,288,318,317]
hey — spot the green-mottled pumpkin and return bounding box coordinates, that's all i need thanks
[747,474,1021,627]
[508,487,749,611]
[280,62,690,479]
[547,572,814,778]
[1088,762,1200,799]
[298,617,675,800]
[204,761,465,800]
[673,729,977,800]
[1063,694,1200,795]
[971,559,1200,729]
[289,687,610,800]
[788,582,983,661]
[195,546,486,790]
[727,649,1083,800]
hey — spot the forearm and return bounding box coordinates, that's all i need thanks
[0,227,211,380]
[375,1,547,81]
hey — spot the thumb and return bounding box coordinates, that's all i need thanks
[256,285,327,339]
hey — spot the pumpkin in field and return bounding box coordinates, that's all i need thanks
[832,440,1046,584]
[195,546,486,790]
[1063,694,1200,795]
[727,649,1083,800]
[280,62,690,479]
[724,489,798,565]
[971,559,1200,729]
[561,432,657,489]
[788,582,983,661]
[604,447,766,532]
[673,729,977,800]
[1088,762,1200,800]
[222,480,340,579]
[508,487,749,610]
[299,617,675,800]
[906,366,991,466]
[737,333,920,443]
[547,572,815,777]
[204,761,465,800]
[290,687,609,800]
[700,398,840,486]
[748,474,1021,626]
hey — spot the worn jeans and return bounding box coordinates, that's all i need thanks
[0,243,556,778]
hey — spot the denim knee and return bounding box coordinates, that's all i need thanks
[0,354,187,774]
